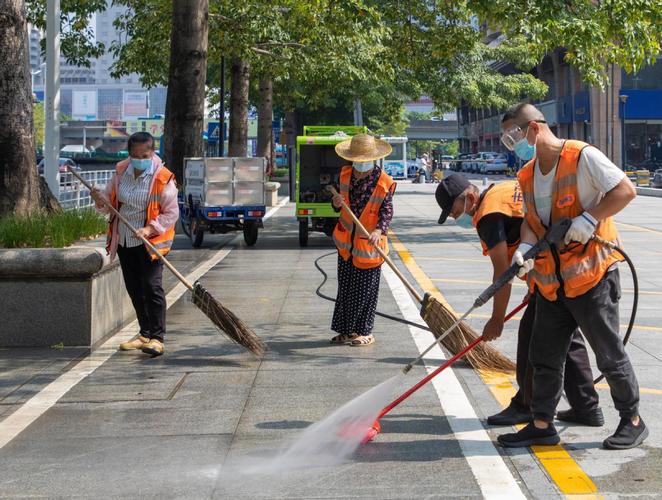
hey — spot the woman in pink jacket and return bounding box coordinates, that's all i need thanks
[92,132,179,356]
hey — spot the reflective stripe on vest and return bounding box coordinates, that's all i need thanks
[471,180,524,261]
[106,163,176,261]
[517,140,623,300]
[332,166,396,269]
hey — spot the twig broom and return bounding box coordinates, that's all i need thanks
[68,167,265,357]
[327,188,570,373]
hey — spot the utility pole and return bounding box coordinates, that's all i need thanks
[219,56,225,156]
[45,0,61,198]
[353,97,363,127]
[619,94,628,169]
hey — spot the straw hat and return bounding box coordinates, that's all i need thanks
[335,133,392,162]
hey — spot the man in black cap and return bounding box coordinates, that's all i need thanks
[435,173,603,427]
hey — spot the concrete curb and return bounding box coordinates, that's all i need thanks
[0,246,130,347]
[636,186,662,197]
[0,246,109,278]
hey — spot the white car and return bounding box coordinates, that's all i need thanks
[60,145,92,158]
[478,153,508,174]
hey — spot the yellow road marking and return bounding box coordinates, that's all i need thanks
[415,256,486,263]
[389,230,601,498]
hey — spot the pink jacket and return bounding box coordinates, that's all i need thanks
[97,155,179,260]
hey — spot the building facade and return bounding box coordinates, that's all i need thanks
[458,46,662,170]
[31,6,167,122]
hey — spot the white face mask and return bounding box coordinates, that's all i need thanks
[353,161,374,173]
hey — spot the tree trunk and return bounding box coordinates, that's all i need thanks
[228,58,250,157]
[163,0,208,184]
[256,77,273,175]
[0,1,47,217]
[283,110,300,149]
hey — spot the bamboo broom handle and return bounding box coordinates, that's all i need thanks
[67,166,194,291]
[327,186,424,303]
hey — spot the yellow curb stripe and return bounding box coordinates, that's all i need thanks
[389,229,600,497]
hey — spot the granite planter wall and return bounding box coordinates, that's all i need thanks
[0,248,133,347]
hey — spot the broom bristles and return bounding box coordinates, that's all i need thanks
[192,283,265,357]
[421,295,515,373]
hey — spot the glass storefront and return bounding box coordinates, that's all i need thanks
[625,121,662,168]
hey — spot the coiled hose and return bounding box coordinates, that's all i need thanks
[314,244,638,386]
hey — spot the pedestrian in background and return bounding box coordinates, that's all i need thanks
[92,132,179,357]
[498,102,646,450]
[329,134,396,346]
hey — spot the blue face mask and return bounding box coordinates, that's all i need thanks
[353,161,374,173]
[455,198,475,229]
[130,158,152,171]
[513,138,536,161]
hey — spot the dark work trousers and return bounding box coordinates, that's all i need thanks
[510,293,599,414]
[117,244,166,342]
[530,269,640,422]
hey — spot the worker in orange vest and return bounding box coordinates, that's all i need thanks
[497,102,646,449]
[435,174,601,427]
[329,133,395,346]
[92,132,178,357]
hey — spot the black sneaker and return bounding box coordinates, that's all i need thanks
[497,422,560,448]
[603,417,649,450]
[556,407,604,427]
[487,405,532,426]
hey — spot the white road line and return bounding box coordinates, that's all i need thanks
[382,266,525,500]
[264,196,289,220]
[0,200,287,450]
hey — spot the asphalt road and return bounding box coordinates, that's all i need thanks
[1,183,660,498]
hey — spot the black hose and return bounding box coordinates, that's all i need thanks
[314,242,639,387]
[314,251,432,332]
[592,244,638,384]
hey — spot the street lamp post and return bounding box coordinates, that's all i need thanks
[619,94,628,169]
[45,0,61,198]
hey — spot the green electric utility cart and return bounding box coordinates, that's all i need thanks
[295,125,368,246]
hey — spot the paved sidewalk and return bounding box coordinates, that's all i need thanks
[1,181,661,498]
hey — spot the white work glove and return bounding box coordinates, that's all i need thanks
[511,243,534,279]
[564,212,597,245]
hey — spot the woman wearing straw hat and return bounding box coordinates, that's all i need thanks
[330,133,396,346]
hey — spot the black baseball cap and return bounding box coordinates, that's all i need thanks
[435,174,471,224]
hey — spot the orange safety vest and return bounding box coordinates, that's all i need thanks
[517,140,623,301]
[471,180,524,262]
[106,162,176,260]
[332,166,396,269]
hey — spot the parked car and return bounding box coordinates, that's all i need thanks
[460,154,476,173]
[441,155,454,169]
[480,153,508,174]
[651,169,662,188]
[407,160,419,177]
[60,145,93,158]
[37,157,81,175]
[452,153,472,172]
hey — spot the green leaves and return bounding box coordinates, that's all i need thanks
[27,0,107,67]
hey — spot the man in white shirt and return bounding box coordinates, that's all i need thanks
[496,103,646,450]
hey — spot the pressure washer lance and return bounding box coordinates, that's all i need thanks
[402,217,573,374]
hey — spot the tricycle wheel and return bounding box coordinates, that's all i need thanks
[190,217,204,248]
[299,219,308,247]
[181,217,191,237]
[243,221,258,246]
